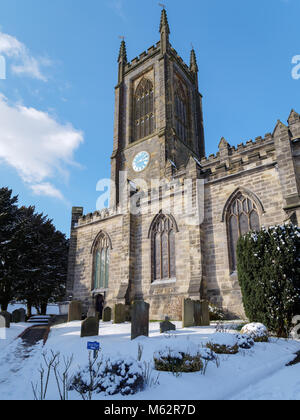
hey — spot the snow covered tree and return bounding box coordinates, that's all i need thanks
[237,224,300,337]
[0,188,22,311]
[15,207,68,316]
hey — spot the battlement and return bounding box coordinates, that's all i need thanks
[76,207,122,228]
[125,42,161,72]
[169,46,192,76]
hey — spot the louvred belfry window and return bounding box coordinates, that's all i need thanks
[134,78,155,141]
[151,214,176,282]
[93,233,110,290]
[175,82,188,143]
[226,193,260,272]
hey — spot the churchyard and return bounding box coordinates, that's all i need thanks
[0,301,299,400]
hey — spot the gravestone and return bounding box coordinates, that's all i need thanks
[0,311,11,328]
[131,300,150,340]
[68,301,82,322]
[103,307,112,322]
[80,317,99,338]
[12,310,21,323]
[160,316,176,333]
[182,299,195,328]
[200,301,210,326]
[0,315,5,339]
[114,304,126,324]
[18,308,26,322]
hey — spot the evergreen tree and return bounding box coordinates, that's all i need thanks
[15,207,68,316]
[237,224,300,337]
[0,188,22,310]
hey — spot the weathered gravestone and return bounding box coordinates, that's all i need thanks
[0,311,11,328]
[182,299,195,328]
[131,300,150,340]
[102,307,112,322]
[0,315,5,339]
[200,301,210,326]
[12,310,21,323]
[160,316,176,333]
[114,304,126,324]
[68,301,82,322]
[81,317,99,338]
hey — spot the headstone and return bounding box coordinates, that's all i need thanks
[114,304,126,324]
[68,300,82,322]
[80,317,99,338]
[87,306,97,319]
[12,310,21,323]
[160,316,176,333]
[18,308,26,322]
[200,301,210,326]
[0,315,5,339]
[102,307,112,322]
[131,300,150,340]
[193,301,211,327]
[0,311,11,328]
[182,299,195,328]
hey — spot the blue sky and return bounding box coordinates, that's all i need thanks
[0,0,299,236]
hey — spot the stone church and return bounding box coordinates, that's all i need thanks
[67,9,300,320]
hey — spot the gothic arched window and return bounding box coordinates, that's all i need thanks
[150,214,177,282]
[225,192,261,272]
[134,78,155,141]
[175,82,188,143]
[92,232,111,290]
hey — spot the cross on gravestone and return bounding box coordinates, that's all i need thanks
[160,317,176,334]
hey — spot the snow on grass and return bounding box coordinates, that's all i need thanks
[0,321,299,400]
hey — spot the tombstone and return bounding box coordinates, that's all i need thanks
[131,300,150,340]
[200,301,210,326]
[0,311,11,328]
[18,308,26,322]
[80,317,99,338]
[182,299,195,328]
[114,304,126,324]
[68,300,82,322]
[0,315,5,339]
[160,316,176,333]
[102,307,112,322]
[12,310,21,324]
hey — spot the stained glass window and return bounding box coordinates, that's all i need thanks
[93,233,110,290]
[134,78,155,142]
[227,193,260,272]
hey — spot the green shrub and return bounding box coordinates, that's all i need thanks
[206,333,239,355]
[237,225,300,338]
[154,349,203,373]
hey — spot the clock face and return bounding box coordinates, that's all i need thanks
[132,151,150,173]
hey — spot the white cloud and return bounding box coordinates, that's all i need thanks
[0,32,49,81]
[30,183,65,201]
[0,94,84,200]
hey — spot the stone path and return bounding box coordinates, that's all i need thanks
[19,325,50,347]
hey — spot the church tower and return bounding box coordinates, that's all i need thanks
[110,8,205,208]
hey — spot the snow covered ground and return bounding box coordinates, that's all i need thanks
[0,321,299,400]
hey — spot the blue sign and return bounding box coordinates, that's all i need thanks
[87,341,100,351]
